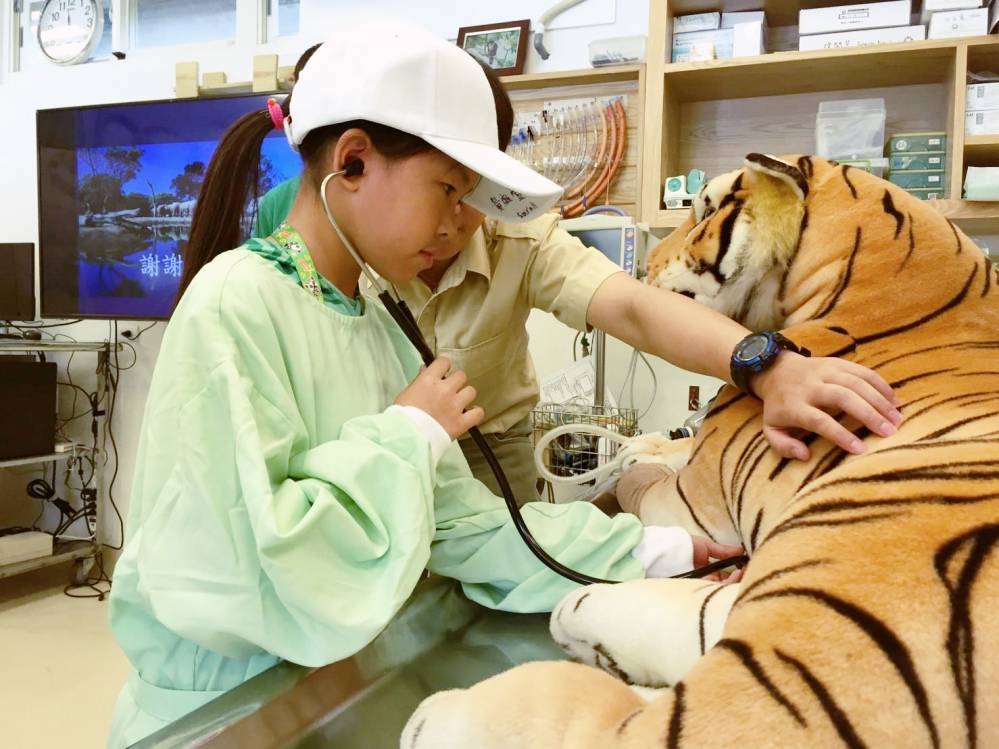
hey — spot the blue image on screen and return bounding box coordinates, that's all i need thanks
[68,97,301,318]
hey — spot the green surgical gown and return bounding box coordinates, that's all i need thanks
[107,246,644,746]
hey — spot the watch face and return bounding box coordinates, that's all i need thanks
[737,333,769,361]
[38,0,102,65]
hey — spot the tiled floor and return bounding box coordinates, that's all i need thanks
[0,565,130,748]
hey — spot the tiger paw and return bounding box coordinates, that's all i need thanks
[550,578,740,688]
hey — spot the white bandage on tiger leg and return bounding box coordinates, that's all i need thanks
[550,578,740,688]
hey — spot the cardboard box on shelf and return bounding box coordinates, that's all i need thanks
[920,0,982,24]
[799,0,911,35]
[672,28,733,62]
[733,21,767,57]
[890,132,948,152]
[889,152,947,170]
[928,6,988,37]
[966,109,999,135]
[964,166,999,200]
[906,188,946,200]
[888,170,947,188]
[798,24,925,50]
[673,13,721,33]
[673,21,767,62]
[721,11,766,27]
[967,82,999,111]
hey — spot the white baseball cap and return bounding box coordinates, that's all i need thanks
[284,22,562,223]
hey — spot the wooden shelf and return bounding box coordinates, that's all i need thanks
[649,200,999,232]
[0,540,95,580]
[964,134,999,166]
[664,39,959,102]
[929,198,999,233]
[651,209,694,229]
[501,65,643,92]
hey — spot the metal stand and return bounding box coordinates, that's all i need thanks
[0,340,119,583]
[593,329,606,408]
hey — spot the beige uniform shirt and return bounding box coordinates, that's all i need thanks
[393,214,623,436]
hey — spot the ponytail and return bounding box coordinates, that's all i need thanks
[175,108,274,304]
[175,44,323,306]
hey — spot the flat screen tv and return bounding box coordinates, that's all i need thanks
[37,94,301,320]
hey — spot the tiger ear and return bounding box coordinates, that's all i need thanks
[743,153,809,202]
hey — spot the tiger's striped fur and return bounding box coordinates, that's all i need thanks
[401,155,999,749]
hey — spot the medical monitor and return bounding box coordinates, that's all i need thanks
[37,94,301,320]
[559,215,652,278]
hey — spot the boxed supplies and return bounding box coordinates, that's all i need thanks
[890,132,947,152]
[722,11,767,27]
[889,152,947,170]
[799,0,911,35]
[907,188,946,199]
[928,6,989,37]
[967,82,999,111]
[920,0,981,23]
[672,28,733,62]
[733,21,767,56]
[888,170,946,188]
[966,109,999,135]
[674,13,721,33]
[964,166,999,200]
[798,24,925,50]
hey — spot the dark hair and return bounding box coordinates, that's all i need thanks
[293,43,322,82]
[176,53,514,303]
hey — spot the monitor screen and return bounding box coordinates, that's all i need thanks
[0,243,36,322]
[37,94,301,320]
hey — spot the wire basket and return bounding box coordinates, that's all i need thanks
[531,402,639,483]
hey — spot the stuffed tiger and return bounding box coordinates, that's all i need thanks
[401,154,999,749]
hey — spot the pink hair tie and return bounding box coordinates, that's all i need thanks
[266,98,285,131]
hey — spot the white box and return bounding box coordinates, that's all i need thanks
[672,28,734,62]
[722,11,766,27]
[967,82,999,111]
[0,532,53,565]
[673,12,721,33]
[929,6,988,36]
[733,21,767,56]
[799,0,912,35]
[965,108,999,135]
[799,24,925,49]
[920,0,981,24]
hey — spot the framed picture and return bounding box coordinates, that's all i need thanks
[457,19,530,76]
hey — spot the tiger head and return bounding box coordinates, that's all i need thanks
[646,153,996,338]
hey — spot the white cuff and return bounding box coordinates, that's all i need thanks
[386,405,452,468]
[631,526,694,578]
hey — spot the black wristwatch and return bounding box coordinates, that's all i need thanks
[730,331,811,398]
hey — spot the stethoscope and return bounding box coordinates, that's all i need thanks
[319,167,746,585]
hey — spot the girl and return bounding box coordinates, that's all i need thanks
[107,23,747,746]
[254,62,902,503]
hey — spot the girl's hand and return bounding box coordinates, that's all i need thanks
[751,353,903,461]
[692,536,745,584]
[395,357,484,440]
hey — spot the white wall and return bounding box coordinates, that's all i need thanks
[0,1,706,558]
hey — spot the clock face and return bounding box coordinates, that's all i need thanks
[38,0,103,65]
[737,334,769,361]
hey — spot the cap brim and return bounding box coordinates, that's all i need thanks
[423,135,563,223]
